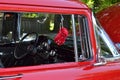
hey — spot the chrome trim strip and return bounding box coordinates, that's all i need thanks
[17,13,21,40]
[0,74,23,79]
[71,14,78,62]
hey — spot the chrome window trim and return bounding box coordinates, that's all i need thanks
[79,16,93,59]
[98,27,120,57]
[71,14,79,62]
[83,16,93,59]
[17,13,21,40]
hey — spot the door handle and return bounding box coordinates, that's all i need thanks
[0,74,23,79]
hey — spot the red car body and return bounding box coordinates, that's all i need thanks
[96,3,120,43]
[0,0,120,80]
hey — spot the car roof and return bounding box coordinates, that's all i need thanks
[96,3,120,43]
[0,0,88,9]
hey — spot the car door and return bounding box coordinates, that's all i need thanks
[0,13,95,80]
[0,12,95,80]
[0,12,120,80]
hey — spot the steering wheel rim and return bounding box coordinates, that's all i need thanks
[14,32,38,59]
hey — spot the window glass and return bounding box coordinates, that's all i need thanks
[0,12,91,68]
[99,35,113,58]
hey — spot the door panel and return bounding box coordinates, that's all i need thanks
[0,62,120,80]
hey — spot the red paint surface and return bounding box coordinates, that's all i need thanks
[0,0,88,9]
[96,3,120,43]
[0,61,120,80]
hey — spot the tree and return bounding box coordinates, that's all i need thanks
[81,0,120,13]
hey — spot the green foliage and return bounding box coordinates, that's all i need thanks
[81,0,94,8]
[94,0,112,12]
[81,0,120,13]
[22,13,38,18]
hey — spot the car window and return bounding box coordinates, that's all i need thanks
[0,12,92,68]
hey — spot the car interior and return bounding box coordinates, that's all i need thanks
[0,12,75,68]
[0,12,92,68]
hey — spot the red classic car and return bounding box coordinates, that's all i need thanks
[0,0,120,80]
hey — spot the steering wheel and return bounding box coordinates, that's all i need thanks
[14,32,38,59]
